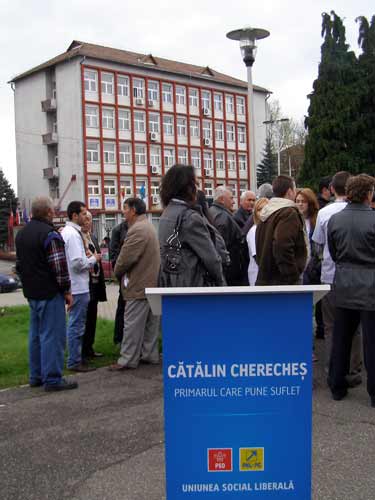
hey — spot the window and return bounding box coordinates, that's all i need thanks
[135,145,146,166]
[150,146,161,166]
[133,78,145,99]
[216,152,224,170]
[204,152,212,170]
[101,73,114,94]
[214,93,223,111]
[148,81,159,101]
[226,94,234,113]
[118,109,130,131]
[178,148,188,164]
[238,125,246,144]
[201,90,211,110]
[189,88,198,107]
[117,75,129,97]
[121,179,133,197]
[84,69,97,92]
[86,141,99,163]
[149,113,160,133]
[102,108,115,129]
[88,179,100,195]
[215,121,224,141]
[164,147,175,167]
[227,152,236,171]
[85,105,99,128]
[239,154,247,171]
[176,85,186,105]
[119,143,132,165]
[237,96,245,115]
[104,179,116,195]
[229,182,238,199]
[190,119,200,138]
[163,115,174,136]
[204,181,213,197]
[134,111,145,133]
[202,120,211,139]
[103,142,116,163]
[177,117,187,137]
[151,181,160,197]
[227,123,235,142]
[52,81,56,100]
[136,180,147,199]
[191,150,201,168]
[162,83,173,104]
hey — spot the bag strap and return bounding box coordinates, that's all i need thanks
[166,207,188,250]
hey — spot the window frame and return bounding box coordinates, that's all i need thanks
[103,142,116,163]
[117,75,129,97]
[101,73,114,95]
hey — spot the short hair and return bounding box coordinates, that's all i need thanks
[331,171,351,196]
[257,183,273,199]
[318,176,331,194]
[31,196,54,219]
[67,201,86,220]
[253,197,269,225]
[124,197,146,215]
[160,164,197,206]
[272,175,295,198]
[214,185,231,201]
[240,190,255,201]
[346,174,375,204]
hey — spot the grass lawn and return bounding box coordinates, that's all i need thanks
[0,305,119,389]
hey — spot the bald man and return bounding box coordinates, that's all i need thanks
[233,190,256,229]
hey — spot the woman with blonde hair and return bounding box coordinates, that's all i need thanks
[246,197,269,285]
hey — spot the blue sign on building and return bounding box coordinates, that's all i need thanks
[162,291,313,499]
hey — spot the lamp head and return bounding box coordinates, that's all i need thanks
[226,26,270,67]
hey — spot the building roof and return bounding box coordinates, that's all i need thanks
[10,40,270,94]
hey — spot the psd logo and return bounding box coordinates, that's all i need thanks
[208,448,233,472]
[239,447,264,471]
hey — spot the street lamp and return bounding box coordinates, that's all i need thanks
[263,118,290,175]
[226,26,270,192]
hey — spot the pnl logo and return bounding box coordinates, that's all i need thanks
[239,448,264,471]
[208,448,233,472]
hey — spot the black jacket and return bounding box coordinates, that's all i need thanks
[109,221,128,269]
[233,206,251,229]
[88,234,107,302]
[328,203,375,310]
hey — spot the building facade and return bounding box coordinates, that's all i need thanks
[11,41,270,237]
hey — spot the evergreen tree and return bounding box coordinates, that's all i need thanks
[0,170,17,247]
[257,136,277,187]
[299,11,362,188]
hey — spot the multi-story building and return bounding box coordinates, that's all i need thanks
[11,40,270,237]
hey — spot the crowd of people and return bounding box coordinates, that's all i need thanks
[15,165,375,407]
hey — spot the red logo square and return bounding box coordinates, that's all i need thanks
[208,448,233,472]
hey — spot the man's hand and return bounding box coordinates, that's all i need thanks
[64,292,73,311]
[94,252,102,262]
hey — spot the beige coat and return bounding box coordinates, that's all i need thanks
[114,215,160,300]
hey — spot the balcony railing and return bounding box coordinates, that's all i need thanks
[41,98,57,112]
[42,132,58,145]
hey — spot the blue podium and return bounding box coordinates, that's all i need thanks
[146,285,329,499]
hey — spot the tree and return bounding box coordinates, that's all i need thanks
[299,11,362,188]
[0,170,17,248]
[257,136,277,187]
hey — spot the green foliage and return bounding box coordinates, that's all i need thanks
[257,136,277,187]
[0,170,17,247]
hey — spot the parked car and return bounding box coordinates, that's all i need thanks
[0,274,19,293]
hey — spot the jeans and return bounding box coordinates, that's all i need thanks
[28,293,66,386]
[67,292,90,368]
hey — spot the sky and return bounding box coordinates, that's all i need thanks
[0,0,373,192]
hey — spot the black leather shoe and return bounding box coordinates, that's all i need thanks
[45,380,78,392]
[371,397,375,408]
[332,390,348,401]
[30,380,43,388]
[69,364,96,373]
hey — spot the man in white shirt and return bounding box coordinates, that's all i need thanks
[312,171,362,380]
[62,201,101,372]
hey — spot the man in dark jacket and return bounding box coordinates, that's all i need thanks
[233,190,256,229]
[327,174,375,406]
[15,196,77,392]
[209,186,247,285]
[256,175,307,285]
[317,176,332,209]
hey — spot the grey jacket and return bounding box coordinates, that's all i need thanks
[158,200,225,287]
[328,203,375,310]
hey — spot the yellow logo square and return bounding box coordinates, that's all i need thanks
[239,447,264,471]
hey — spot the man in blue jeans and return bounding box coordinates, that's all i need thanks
[15,196,77,391]
[62,201,101,372]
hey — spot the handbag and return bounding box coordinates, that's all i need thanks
[162,211,186,275]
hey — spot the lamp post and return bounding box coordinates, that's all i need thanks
[263,118,290,175]
[226,26,270,192]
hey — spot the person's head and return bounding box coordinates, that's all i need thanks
[296,188,319,225]
[272,175,296,201]
[253,197,269,225]
[214,185,234,211]
[123,197,146,226]
[346,174,375,205]
[331,171,351,198]
[81,210,92,234]
[196,190,214,223]
[160,164,197,207]
[240,190,256,212]
[318,176,332,200]
[67,201,87,226]
[257,183,273,199]
[31,196,55,223]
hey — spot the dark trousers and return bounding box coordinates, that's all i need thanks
[328,308,375,398]
[315,300,324,336]
[113,287,125,344]
[82,300,98,358]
